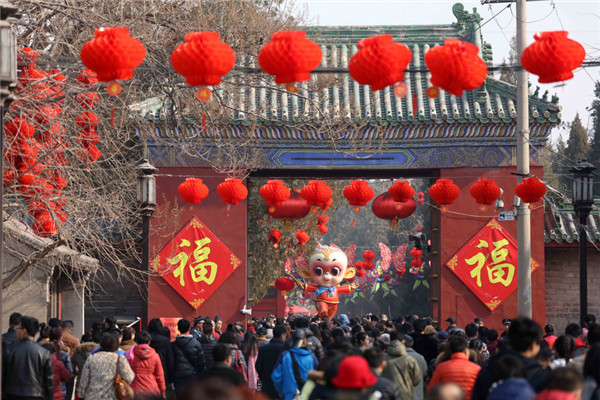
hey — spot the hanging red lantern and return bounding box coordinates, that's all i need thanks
[76,69,99,87]
[348,35,412,92]
[74,111,100,130]
[362,250,376,270]
[371,193,417,229]
[428,179,461,206]
[80,27,146,96]
[260,180,291,212]
[76,129,100,148]
[171,31,236,101]
[388,180,415,203]
[521,31,585,84]
[319,224,328,234]
[4,118,36,140]
[268,191,311,231]
[515,177,547,203]
[178,178,209,204]
[343,180,375,212]
[470,178,501,206]
[217,178,248,205]
[268,229,282,248]
[275,277,295,297]
[318,215,329,225]
[74,92,100,109]
[33,212,57,238]
[301,180,332,209]
[258,31,322,92]
[424,39,488,97]
[296,230,310,246]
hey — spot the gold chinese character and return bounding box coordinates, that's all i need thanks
[486,239,515,286]
[167,239,191,287]
[189,238,218,285]
[465,240,490,287]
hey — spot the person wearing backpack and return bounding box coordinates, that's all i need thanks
[272,329,317,400]
[170,318,206,394]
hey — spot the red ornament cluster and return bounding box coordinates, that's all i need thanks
[178,178,209,204]
[428,179,461,206]
[296,230,310,246]
[74,69,102,163]
[343,180,375,212]
[515,177,547,204]
[470,178,501,206]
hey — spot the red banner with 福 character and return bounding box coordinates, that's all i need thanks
[150,217,242,309]
[445,219,540,311]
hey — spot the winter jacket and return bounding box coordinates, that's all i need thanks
[272,347,317,400]
[200,334,217,367]
[171,335,206,379]
[149,331,175,384]
[534,390,580,400]
[256,337,285,399]
[412,333,440,365]
[129,344,166,396]
[51,353,71,400]
[371,370,403,400]
[226,343,248,376]
[429,352,481,400]
[61,331,80,356]
[382,340,422,400]
[72,342,96,377]
[2,327,18,348]
[3,337,54,400]
[543,335,558,349]
[406,346,428,400]
[78,352,134,400]
[120,339,136,353]
[487,378,536,400]
[583,376,600,400]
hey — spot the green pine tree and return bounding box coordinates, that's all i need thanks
[588,81,600,195]
[565,113,590,165]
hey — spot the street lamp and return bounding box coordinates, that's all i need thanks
[569,159,596,325]
[136,159,158,329]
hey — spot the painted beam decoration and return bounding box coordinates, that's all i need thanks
[150,217,242,309]
[445,219,540,311]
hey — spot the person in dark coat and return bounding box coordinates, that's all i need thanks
[148,318,175,386]
[2,312,22,349]
[171,318,206,393]
[3,316,54,400]
[198,343,246,387]
[256,325,286,399]
[364,347,403,400]
[200,320,218,367]
[412,319,439,365]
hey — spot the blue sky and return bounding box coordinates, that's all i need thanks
[296,0,600,142]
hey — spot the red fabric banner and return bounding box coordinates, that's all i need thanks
[445,219,540,311]
[151,217,242,309]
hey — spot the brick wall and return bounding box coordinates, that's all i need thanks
[545,246,600,332]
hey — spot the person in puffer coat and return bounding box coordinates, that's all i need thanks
[429,337,481,400]
[382,336,422,400]
[129,331,166,398]
[170,318,205,393]
[42,344,71,400]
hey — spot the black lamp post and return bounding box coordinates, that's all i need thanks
[136,159,158,330]
[570,159,596,325]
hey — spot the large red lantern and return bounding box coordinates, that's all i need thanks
[260,180,291,210]
[3,118,36,140]
[80,27,146,96]
[470,178,501,206]
[268,191,311,231]
[348,35,412,92]
[178,178,209,204]
[275,277,295,297]
[521,31,585,84]
[424,39,488,97]
[343,180,375,212]
[388,180,415,203]
[371,193,417,229]
[428,179,461,206]
[33,212,57,238]
[515,177,547,204]
[301,180,332,209]
[268,229,282,248]
[171,31,236,101]
[217,178,248,205]
[258,31,322,92]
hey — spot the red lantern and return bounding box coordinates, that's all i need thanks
[76,69,99,87]
[258,31,322,91]
[348,35,412,92]
[319,224,328,234]
[217,178,248,205]
[33,212,57,238]
[424,39,488,97]
[268,191,311,219]
[362,250,376,270]
[171,31,236,101]
[371,193,417,228]
[318,215,329,225]
[521,31,585,84]
[343,180,375,212]
[388,180,415,203]
[80,27,146,95]
[178,178,209,204]
[268,229,282,248]
[301,180,332,209]
[74,92,100,109]
[429,179,461,206]
[470,178,501,205]
[74,111,100,130]
[76,129,100,148]
[296,230,310,246]
[4,118,35,139]
[260,180,291,209]
[275,277,295,297]
[515,177,547,203]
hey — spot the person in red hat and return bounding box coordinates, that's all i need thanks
[331,355,378,395]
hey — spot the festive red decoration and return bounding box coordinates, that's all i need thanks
[74,111,100,130]
[260,180,291,208]
[258,31,322,86]
[362,250,376,270]
[80,27,146,83]
[521,31,585,84]
[76,69,98,87]
[296,230,310,246]
[74,92,100,108]
[178,178,209,204]
[348,35,412,91]
[355,268,366,278]
[268,229,282,248]
[388,181,415,203]
[371,193,417,223]
[428,179,461,206]
[417,191,425,205]
[319,224,328,234]
[4,118,35,139]
[515,177,547,203]
[301,180,332,209]
[424,39,488,97]
[171,31,236,87]
[217,178,248,205]
[318,215,329,225]
[275,277,295,292]
[33,212,57,238]
[343,180,375,212]
[470,178,501,205]
[268,191,311,219]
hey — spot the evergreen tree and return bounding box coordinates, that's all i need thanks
[499,36,517,85]
[588,81,600,195]
[565,113,590,164]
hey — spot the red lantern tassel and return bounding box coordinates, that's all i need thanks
[351,217,356,228]
[202,113,206,133]
[224,204,230,224]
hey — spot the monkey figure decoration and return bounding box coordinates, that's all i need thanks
[296,244,358,318]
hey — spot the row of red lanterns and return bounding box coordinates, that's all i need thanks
[79,27,585,101]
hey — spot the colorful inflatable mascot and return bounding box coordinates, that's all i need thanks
[296,245,358,318]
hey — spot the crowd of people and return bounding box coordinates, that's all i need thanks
[2,311,600,400]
